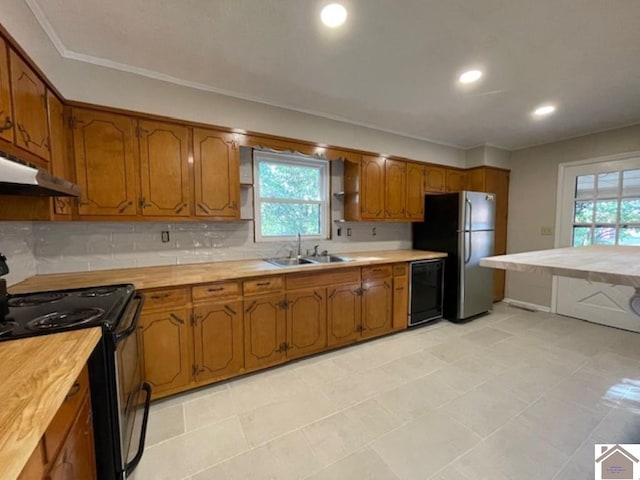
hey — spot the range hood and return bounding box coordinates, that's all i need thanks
[0,153,81,197]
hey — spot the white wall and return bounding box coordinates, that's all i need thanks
[0,0,465,168]
[0,223,36,285]
[506,124,640,307]
[464,146,511,169]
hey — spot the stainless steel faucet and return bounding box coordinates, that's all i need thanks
[296,233,302,258]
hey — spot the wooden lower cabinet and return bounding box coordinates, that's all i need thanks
[193,300,244,383]
[392,274,409,330]
[243,293,286,370]
[18,440,46,480]
[138,308,192,398]
[48,393,96,480]
[361,278,393,338]
[286,288,327,359]
[327,283,361,347]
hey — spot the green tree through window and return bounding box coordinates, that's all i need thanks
[254,151,329,240]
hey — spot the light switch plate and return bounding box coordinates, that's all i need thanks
[540,226,553,236]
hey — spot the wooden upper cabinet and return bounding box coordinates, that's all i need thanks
[9,49,50,161]
[406,162,425,220]
[138,120,190,217]
[47,92,72,217]
[193,128,240,219]
[0,38,13,144]
[286,288,327,359]
[72,109,138,216]
[384,159,406,219]
[445,168,466,192]
[360,155,385,219]
[424,165,446,193]
[465,167,486,192]
[193,300,244,383]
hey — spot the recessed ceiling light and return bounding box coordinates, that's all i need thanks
[532,104,556,117]
[459,70,483,84]
[321,3,348,28]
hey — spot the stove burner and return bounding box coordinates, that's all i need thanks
[26,308,105,330]
[0,323,15,336]
[77,286,119,298]
[8,292,68,307]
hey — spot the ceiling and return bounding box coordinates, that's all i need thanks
[26,0,640,150]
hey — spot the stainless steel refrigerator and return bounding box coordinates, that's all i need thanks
[412,191,495,321]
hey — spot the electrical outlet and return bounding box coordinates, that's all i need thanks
[372,227,377,236]
[540,226,553,236]
[161,231,170,243]
[347,228,352,237]
[337,227,342,237]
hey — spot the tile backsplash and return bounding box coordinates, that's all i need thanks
[32,221,412,275]
[0,222,36,286]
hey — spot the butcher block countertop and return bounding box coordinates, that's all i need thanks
[9,249,446,293]
[0,328,101,480]
[480,245,640,287]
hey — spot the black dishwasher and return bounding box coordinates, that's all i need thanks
[409,259,444,326]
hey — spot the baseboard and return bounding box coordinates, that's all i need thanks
[502,298,551,313]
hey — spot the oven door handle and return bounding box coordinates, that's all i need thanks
[114,294,144,343]
[125,381,152,477]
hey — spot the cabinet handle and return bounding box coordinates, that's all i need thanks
[16,123,32,146]
[0,116,12,132]
[197,203,210,214]
[65,382,81,400]
[256,281,271,287]
[313,292,322,301]
[208,286,225,292]
[224,305,237,315]
[118,201,133,213]
[328,289,337,299]
[245,301,257,313]
[149,293,170,299]
[175,203,187,214]
[169,313,185,325]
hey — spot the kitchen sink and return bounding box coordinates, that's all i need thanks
[306,255,353,263]
[264,257,315,267]
[264,255,353,267]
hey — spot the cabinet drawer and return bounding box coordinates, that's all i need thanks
[362,265,392,281]
[44,365,90,462]
[142,287,189,310]
[286,268,360,290]
[243,276,284,296]
[392,263,408,277]
[192,281,240,302]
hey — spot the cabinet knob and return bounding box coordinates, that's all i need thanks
[0,116,13,132]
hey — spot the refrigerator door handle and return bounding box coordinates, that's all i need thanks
[464,231,472,263]
[464,197,473,264]
[465,197,472,231]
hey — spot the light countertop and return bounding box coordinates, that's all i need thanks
[9,249,447,293]
[0,328,102,480]
[480,245,640,288]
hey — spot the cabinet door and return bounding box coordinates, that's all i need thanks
[385,159,406,219]
[424,166,446,193]
[327,284,361,347]
[48,393,96,480]
[0,38,13,143]
[360,155,385,219]
[485,169,510,301]
[392,275,408,330]
[445,168,466,192]
[406,163,425,220]
[361,278,392,338]
[193,300,244,383]
[286,288,326,359]
[243,294,286,370]
[138,120,190,217]
[465,168,486,192]
[9,49,50,161]
[193,128,240,218]
[72,109,138,216]
[47,92,72,217]
[138,308,192,397]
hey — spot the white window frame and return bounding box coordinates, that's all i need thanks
[253,150,330,242]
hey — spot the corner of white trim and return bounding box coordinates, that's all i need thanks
[502,298,551,313]
[24,0,69,57]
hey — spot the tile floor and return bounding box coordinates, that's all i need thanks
[130,303,640,480]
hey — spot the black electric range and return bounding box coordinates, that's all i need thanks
[0,281,151,480]
[0,284,135,340]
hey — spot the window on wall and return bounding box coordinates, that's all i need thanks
[253,150,330,241]
[572,168,640,246]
